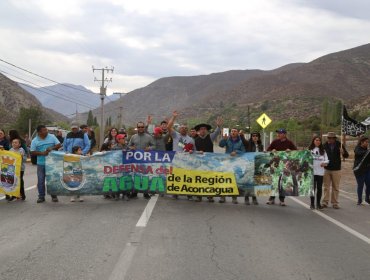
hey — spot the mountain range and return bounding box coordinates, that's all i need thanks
[80,43,370,127]
[19,83,119,116]
[0,73,68,127]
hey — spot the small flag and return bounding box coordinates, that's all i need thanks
[342,106,367,136]
[361,117,370,127]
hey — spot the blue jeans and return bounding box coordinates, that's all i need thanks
[355,169,370,203]
[37,165,46,198]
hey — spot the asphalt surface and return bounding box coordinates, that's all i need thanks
[1,162,370,280]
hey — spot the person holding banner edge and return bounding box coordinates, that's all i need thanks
[308,136,329,210]
[266,128,297,206]
[30,125,61,203]
[353,136,370,205]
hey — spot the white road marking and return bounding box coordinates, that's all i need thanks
[340,189,357,195]
[136,195,159,227]
[290,197,370,245]
[0,185,36,200]
[109,195,159,280]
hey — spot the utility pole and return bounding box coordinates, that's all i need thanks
[92,66,114,146]
[113,92,125,129]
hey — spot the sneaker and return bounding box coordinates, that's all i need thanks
[310,204,315,210]
[219,197,226,203]
[51,196,59,202]
[266,199,275,205]
[37,197,45,203]
[5,195,10,201]
[195,197,202,202]
[317,205,324,210]
[252,197,259,205]
[207,197,215,203]
[365,199,370,204]
[280,202,286,207]
[333,204,340,209]
[143,193,151,199]
[70,197,75,202]
[232,197,238,204]
[79,197,84,202]
[357,201,362,206]
[321,204,328,208]
[8,196,15,202]
[21,196,26,201]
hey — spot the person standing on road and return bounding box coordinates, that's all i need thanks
[266,128,297,206]
[6,138,27,201]
[219,127,246,204]
[245,131,264,205]
[322,132,349,209]
[193,117,223,202]
[128,122,154,199]
[30,125,61,203]
[353,136,370,205]
[63,122,90,155]
[167,111,195,200]
[308,136,329,210]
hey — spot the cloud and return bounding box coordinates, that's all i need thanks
[0,0,369,94]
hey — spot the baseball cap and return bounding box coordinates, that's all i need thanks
[276,128,287,134]
[116,134,126,140]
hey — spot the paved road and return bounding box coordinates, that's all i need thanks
[1,162,370,280]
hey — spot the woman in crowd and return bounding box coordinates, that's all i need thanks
[245,131,264,205]
[308,136,329,210]
[104,127,118,148]
[353,136,370,205]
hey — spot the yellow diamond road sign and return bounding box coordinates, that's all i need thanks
[256,113,272,129]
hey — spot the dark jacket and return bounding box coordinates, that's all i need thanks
[353,145,370,176]
[323,140,349,171]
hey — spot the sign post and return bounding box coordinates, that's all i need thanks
[256,113,272,151]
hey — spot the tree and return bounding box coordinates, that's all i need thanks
[93,117,98,126]
[87,110,94,126]
[15,106,45,135]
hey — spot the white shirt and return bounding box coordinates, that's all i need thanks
[311,147,329,176]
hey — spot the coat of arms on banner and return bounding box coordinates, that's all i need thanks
[0,155,18,192]
[61,154,86,191]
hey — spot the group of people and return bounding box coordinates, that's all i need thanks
[1,111,369,209]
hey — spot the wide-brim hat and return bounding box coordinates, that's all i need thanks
[194,123,212,131]
[327,132,337,138]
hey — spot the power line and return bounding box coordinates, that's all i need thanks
[0,58,99,95]
[0,69,96,110]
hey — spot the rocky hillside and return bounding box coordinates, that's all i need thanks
[0,73,69,126]
[80,44,370,127]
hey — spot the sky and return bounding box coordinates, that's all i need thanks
[0,0,369,96]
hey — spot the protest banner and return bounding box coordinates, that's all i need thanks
[0,150,22,198]
[46,150,312,196]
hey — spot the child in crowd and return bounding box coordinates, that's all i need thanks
[8,138,27,201]
[70,146,84,202]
